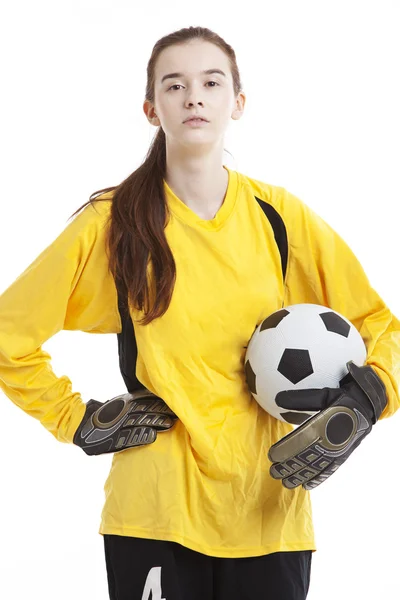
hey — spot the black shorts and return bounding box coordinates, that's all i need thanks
[103,534,312,600]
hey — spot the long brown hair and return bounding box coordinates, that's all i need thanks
[69,26,243,326]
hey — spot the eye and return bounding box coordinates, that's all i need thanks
[167,81,219,91]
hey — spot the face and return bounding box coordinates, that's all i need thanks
[143,40,245,148]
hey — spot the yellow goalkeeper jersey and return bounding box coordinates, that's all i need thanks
[1,166,399,558]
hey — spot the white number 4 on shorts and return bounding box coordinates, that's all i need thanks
[141,566,166,600]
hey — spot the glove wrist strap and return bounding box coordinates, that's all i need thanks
[346,361,388,423]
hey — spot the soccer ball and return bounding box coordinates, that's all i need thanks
[244,303,367,424]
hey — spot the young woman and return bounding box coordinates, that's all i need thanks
[0,26,399,600]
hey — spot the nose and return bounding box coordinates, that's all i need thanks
[186,100,204,107]
[185,88,204,108]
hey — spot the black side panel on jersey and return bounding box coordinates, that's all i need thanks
[254,196,288,281]
[116,293,141,393]
[116,195,289,393]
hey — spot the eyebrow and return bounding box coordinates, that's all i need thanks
[161,69,227,84]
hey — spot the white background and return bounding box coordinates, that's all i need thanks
[1,1,399,598]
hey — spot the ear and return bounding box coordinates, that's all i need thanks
[143,100,159,124]
[232,91,246,121]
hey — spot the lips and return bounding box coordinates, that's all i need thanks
[184,117,208,123]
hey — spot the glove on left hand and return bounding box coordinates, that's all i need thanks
[268,361,387,490]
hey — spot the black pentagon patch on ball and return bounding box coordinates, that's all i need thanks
[280,411,314,425]
[278,349,314,384]
[244,359,257,394]
[319,311,350,338]
[260,309,290,331]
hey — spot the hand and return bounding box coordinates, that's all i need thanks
[73,388,178,456]
[268,361,387,490]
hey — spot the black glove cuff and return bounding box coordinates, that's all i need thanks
[73,399,103,446]
[346,361,388,423]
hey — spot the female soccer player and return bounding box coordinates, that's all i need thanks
[0,26,399,600]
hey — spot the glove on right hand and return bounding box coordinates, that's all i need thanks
[73,388,178,456]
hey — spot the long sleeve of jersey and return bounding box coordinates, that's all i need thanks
[277,187,400,419]
[0,199,120,443]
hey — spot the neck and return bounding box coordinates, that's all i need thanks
[164,146,229,220]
